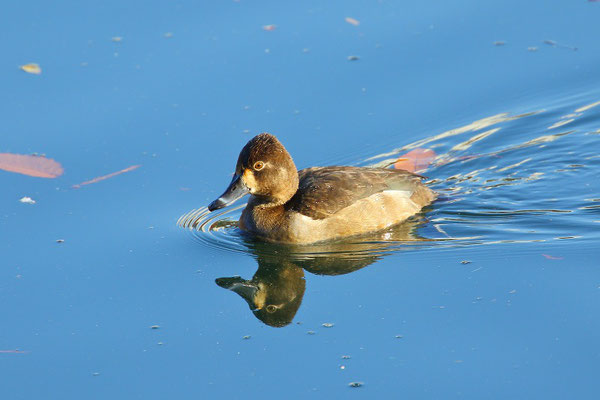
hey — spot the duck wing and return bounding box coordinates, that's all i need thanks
[286,166,429,220]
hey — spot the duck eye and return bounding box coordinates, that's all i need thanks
[266,304,278,313]
[253,161,265,171]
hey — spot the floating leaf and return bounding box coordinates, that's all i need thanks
[393,148,437,173]
[20,63,42,75]
[72,164,141,189]
[0,153,64,178]
[345,17,360,26]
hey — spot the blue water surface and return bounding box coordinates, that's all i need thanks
[2,1,600,399]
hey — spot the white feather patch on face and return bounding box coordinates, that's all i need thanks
[242,169,257,193]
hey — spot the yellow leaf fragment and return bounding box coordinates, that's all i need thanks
[20,63,42,75]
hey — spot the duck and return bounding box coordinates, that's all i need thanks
[208,133,436,244]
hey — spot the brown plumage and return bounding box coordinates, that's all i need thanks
[208,133,437,244]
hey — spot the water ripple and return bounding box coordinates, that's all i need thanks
[179,91,600,257]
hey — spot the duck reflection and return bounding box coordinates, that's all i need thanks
[215,217,432,327]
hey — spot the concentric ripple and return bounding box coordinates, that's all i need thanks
[177,204,248,254]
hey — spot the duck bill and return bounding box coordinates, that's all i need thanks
[215,277,259,309]
[208,174,249,211]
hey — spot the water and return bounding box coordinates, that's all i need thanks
[2,0,600,399]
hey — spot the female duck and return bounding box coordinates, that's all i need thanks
[208,133,436,244]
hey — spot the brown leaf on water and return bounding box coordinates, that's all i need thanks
[20,63,42,75]
[345,17,360,26]
[393,149,437,173]
[72,165,141,188]
[0,153,64,178]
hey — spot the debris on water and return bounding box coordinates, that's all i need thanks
[341,355,351,359]
[307,330,316,335]
[543,39,577,51]
[164,32,174,38]
[508,289,517,294]
[347,55,360,61]
[461,260,471,264]
[340,365,346,370]
[262,24,276,31]
[395,335,403,339]
[1,153,64,178]
[242,335,251,340]
[20,63,42,75]
[111,36,123,42]
[56,239,65,243]
[542,254,563,260]
[527,46,539,52]
[345,17,360,26]
[72,164,141,188]
[348,382,364,388]
[322,323,334,328]
[92,372,100,376]
[493,41,506,46]
[157,342,164,345]
[19,197,36,204]
[393,148,437,172]
[150,325,160,329]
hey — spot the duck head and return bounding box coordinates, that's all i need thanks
[208,133,299,211]
[216,263,306,327]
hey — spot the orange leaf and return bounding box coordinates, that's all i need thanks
[393,148,437,172]
[0,153,64,178]
[72,164,141,188]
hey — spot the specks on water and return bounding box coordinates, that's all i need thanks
[509,289,517,294]
[528,46,539,52]
[395,335,404,339]
[322,322,334,328]
[92,372,100,376]
[493,41,506,46]
[56,239,64,244]
[348,381,364,388]
[242,335,251,340]
[307,330,316,335]
[341,355,351,359]
[19,197,36,204]
[150,325,160,330]
[461,260,471,264]
[347,55,360,61]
